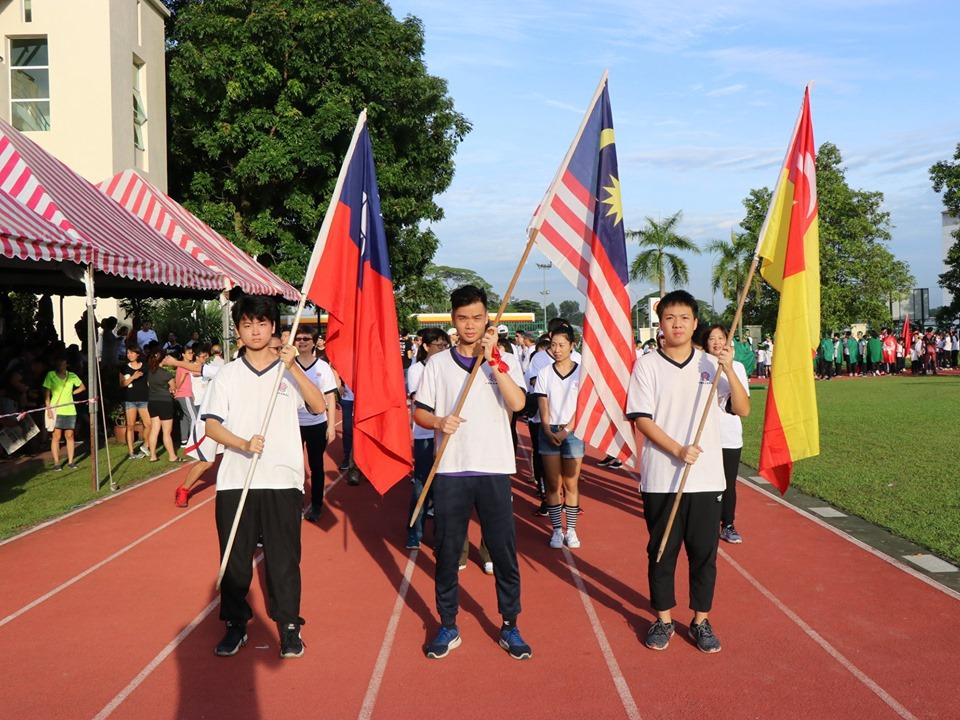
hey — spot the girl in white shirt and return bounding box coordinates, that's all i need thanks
[704,325,750,544]
[532,326,585,549]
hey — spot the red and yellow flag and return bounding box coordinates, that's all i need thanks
[756,85,820,493]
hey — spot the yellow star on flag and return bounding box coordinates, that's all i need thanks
[600,175,623,226]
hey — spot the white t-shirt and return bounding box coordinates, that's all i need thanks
[341,383,354,402]
[524,350,549,423]
[406,360,433,441]
[296,357,337,426]
[202,357,306,492]
[533,362,581,427]
[718,361,749,449]
[626,348,731,493]
[414,348,524,474]
[136,329,158,348]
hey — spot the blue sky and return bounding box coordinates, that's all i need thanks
[389,0,960,311]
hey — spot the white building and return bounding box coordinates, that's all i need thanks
[944,212,958,307]
[0,0,170,343]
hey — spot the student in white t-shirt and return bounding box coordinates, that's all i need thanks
[532,325,585,550]
[703,325,750,545]
[405,327,450,548]
[413,285,531,661]
[626,290,749,655]
[202,295,327,660]
[293,326,338,523]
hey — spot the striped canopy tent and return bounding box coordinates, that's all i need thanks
[0,117,226,491]
[99,169,300,302]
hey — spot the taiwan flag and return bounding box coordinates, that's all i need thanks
[302,111,412,494]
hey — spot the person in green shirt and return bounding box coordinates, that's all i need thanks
[867,332,883,376]
[818,333,835,379]
[43,357,86,470]
[845,332,860,376]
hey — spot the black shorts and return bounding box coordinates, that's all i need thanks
[148,399,174,421]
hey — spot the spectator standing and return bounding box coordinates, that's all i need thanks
[119,347,151,458]
[136,320,158,350]
[43,356,86,470]
[145,348,179,462]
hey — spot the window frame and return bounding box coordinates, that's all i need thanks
[9,35,51,132]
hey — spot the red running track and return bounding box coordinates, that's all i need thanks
[0,430,956,720]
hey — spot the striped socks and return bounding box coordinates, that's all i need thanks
[564,504,580,532]
[547,504,563,531]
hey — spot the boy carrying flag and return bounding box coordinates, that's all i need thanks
[202,295,328,659]
[626,291,750,653]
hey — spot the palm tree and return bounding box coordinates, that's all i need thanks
[707,229,761,309]
[627,211,700,297]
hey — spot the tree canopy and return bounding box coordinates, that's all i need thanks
[738,142,912,332]
[627,211,700,297]
[930,142,960,318]
[165,0,470,319]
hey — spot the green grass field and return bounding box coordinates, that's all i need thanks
[741,374,960,563]
[0,441,181,540]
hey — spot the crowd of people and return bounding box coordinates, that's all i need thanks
[815,327,958,379]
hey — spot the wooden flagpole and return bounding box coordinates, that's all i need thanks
[217,110,368,589]
[409,71,611,528]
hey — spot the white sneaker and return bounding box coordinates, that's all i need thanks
[483,561,494,575]
[565,529,581,548]
[549,529,564,548]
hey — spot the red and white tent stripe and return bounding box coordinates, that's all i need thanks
[0,117,221,291]
[100,169,299,301]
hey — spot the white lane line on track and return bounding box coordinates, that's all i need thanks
[737,477,960,601]
[0,464,184,547]
[562,546,643,720]
[719,547,918,720]
[0,496,215,629]
[357,549,419,720]
[92,553,263,720]
[89,468,351,718]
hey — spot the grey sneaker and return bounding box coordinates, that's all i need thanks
[644,619,674,650]
[720,525,743,544]
[689,618,722,653]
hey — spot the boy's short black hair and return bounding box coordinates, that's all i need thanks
[232,295,278,328]
[450,284,488,312]
[656,290,698,321]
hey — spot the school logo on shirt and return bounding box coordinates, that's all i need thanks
[700,371,712,384]
[277,380,290,397]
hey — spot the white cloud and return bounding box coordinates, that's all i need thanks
[625,145,781,172]
[705,83,747,97]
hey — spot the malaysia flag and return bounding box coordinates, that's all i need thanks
[302,112,412,494]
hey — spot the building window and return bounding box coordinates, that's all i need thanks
[9,37,50,132]
[22,0,33,23]
[133,61,147,168]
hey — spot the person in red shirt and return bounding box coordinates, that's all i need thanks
[881,328,897,375]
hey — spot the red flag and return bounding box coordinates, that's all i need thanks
[902,314,911,359]
[302,113,412,494]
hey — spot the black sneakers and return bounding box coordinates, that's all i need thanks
[214,621,247,657]
[279,623,305,658]
[303,504,322,522]
[644,619,675,651]
[689,618,722,653]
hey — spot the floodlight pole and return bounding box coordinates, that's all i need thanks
[537,261,552,331]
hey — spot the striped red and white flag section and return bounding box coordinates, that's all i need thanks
[529,72,636,462]
[0,117,221,291]
[99,169,299,301]
[756,84,821,493]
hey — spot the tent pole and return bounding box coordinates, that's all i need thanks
[84,266,100,491]
[220,289,231,360]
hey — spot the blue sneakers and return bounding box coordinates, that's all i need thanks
[499,625,532,660]
[425,625,462,659]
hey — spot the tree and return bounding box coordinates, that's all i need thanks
[739,142,913,332]
[165,1,470,322]
[424,265,500,309]
[707,229,762,307]
[558,299,584,326]
[545,302,559,322]
[627,211,701,296]
[930,143,960,316]
[506,298,541,315]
